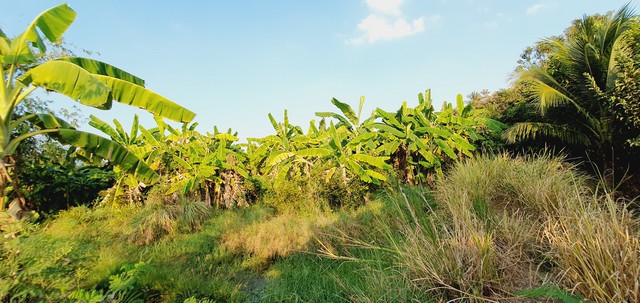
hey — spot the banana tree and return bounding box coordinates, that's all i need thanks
[373,90,503,185]
[0,4,195,209]
[315,97,375,134]
[88,114,157,205]
[247,110,312,186]
[169,128,250,208]
[320,122,391,185]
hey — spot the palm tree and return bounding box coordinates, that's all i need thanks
[0,4,195,209]
[505,4,639,171]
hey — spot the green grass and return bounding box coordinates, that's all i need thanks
[2,154,639,302]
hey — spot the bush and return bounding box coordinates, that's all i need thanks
[127,197,211,245]
[261,166,370,214]
[359,154,640,302]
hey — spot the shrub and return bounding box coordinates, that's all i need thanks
[375,154,640,302]
[127,197,211,245]
[261,165,370,214]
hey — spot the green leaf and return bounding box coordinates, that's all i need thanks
[233,165,249,179]
[21,3,76,53]
[167,178,188,195]
[138,125,159,145]
[296,148,332,158]
[382,140,401,155]
[325,166,337,183]
[266,152,296,167]
[93,75,195,123]
[331,97,358,126]
[56,129,159,184]
[18,60,112,108]
[112,118,128,143]
[315,112,351,128]
[172,155,193,170]
[351,154,392,170]
[88,115,120,142]
[214,133,239,141]
[346,159,372,183]
[419,127,452,139]
[375,109,404,129]
[504,122,591,146]
[58,57,145,86]
[129,115,139,145]
[357,96,365,124]
[350,131,376,145]
[372,123,405,138]
[456,94,465,112]
[434,138,457,159]
[268,113,280,133]
[451,133,476,151]
[274,162,293,188]
[365,169,387,181]
[29,112,75,129]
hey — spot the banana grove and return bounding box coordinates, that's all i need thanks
[92,89,505,208]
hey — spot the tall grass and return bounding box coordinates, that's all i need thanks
[341,154,640,302]
[544,191,640,302]
[127,197,211,245]
[222,212,335,263]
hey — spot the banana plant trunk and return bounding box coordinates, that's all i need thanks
[0,159,8,210]
[0,155,28,212]
[392,142,413,185]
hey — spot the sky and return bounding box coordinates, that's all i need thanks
[0,0,635,139]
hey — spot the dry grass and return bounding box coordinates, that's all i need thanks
[127,198,211,245]
[391,154,640,302]
[545,192,640,302]
[222,212,336,262]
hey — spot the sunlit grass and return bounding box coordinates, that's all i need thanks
[2,155,639,302]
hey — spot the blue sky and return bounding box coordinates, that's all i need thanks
[0,0,635,139]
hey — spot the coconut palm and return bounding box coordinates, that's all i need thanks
[505,4,639,170]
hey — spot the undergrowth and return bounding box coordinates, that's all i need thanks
[1,154,638,302]
[336,154,640,302]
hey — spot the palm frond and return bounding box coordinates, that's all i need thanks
[504,122,591,146]
[520,67,576,114]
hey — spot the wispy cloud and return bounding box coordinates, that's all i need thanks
[526,3,548,15]
[349,0,437,45]
[365,0,403,16]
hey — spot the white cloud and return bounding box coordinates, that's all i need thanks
[526,3,548,15]
[349,15,426,44]
[349,0,435,45]
[365,0,404,16]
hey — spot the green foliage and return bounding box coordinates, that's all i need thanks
[21,161,114,213]
[0,204,263,302]
[0,4,194,210]
[69,262,148,303]
[261,164,369,213]
[93,116,252,208]
[373,90,505,185]
[504,4,640,172]
[245,91,501,197]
